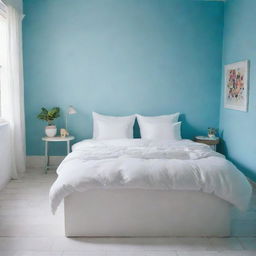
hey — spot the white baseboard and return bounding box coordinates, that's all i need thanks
[26,156,65,168]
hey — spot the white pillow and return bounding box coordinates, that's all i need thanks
[136,113,181,140]
[93,112,135,140]
[139,121,181,141]
[136,113,179,124]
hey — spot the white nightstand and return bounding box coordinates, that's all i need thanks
[42,136,75,173]
[194,136,220,151]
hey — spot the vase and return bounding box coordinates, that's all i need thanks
[45,125,57,137]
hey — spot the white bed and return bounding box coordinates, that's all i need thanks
[64,189,231,237]
[50,139,252,237]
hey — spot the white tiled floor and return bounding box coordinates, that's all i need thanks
[0,168,255,256]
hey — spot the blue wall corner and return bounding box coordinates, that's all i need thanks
[219,0,256,182]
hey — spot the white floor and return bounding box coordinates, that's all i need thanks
[0,168,255,256]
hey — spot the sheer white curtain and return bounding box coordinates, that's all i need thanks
[1,4,26,178]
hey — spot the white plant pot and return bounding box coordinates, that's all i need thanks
[208,134,215,138]
[45,125,57,137]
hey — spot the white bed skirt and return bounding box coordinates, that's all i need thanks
[64,189,231,237]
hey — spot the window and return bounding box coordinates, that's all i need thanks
[0,1,7,117]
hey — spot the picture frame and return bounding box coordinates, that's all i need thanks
[224,60,249,112]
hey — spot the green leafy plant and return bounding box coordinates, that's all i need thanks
[37,107,60,125]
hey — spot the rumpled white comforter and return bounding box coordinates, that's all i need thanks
[49,139,252,213]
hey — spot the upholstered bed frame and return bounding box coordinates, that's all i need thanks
[64,189,231,237]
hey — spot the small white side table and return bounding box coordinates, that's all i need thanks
[42,136,75,173]
[194,136,220,151]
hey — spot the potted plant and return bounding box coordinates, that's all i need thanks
[37,107,60,137]
[208,127,217,138]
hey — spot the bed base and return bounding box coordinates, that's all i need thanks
[64,189,231,237]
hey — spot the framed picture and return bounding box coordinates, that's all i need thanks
[224,60,249,112]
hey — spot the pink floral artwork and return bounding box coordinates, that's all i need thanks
[224,61,249,112]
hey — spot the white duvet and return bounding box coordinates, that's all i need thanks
[50,139,252,213]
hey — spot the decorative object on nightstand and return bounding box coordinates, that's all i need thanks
[208,127,217,138]
[60,128,69,138]
[65,105,77,133]
[42,136,75,173]
[194,136,220,151]
[37,107,60,137]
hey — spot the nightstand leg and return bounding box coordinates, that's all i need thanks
[67,140,70,154]
[45,141,49,174]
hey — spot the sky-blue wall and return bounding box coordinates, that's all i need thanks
[23,0,224,155]
[219,0,256,181]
